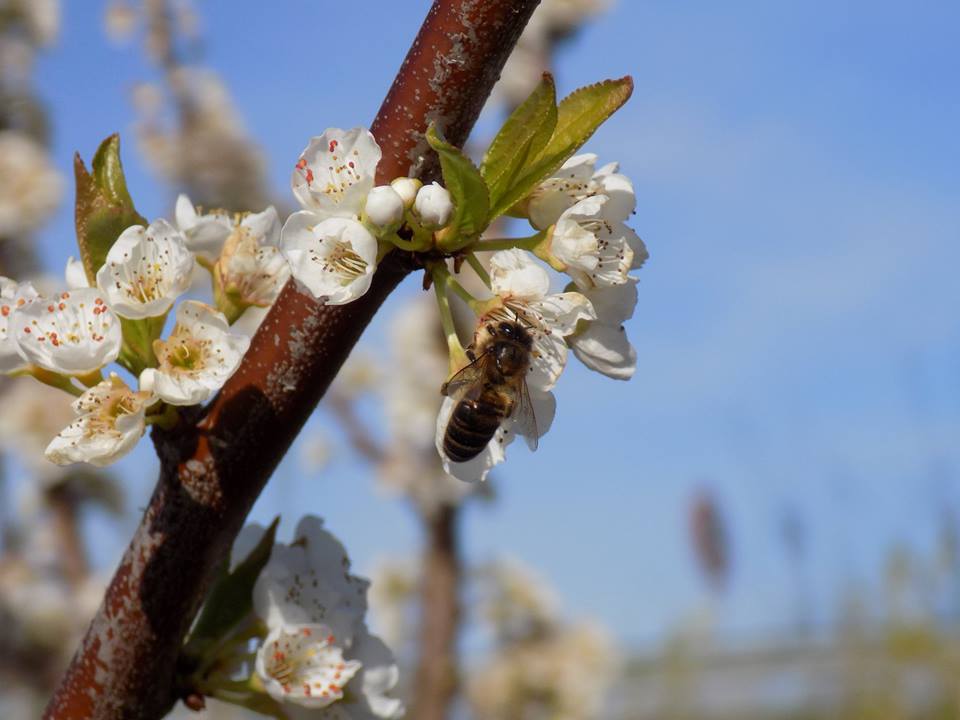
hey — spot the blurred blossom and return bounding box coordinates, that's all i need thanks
[0,378,76,481]
[0,0,60,46]
[0,558,103,653]
[299,432,331,474]
[471,558,617,720]
[367,558,419,653]
[478,558,560,643]
[134,67,269,212]
[103,0,138,43]
[491,0,607,108]
[0,131,62,237]
[378,296,475,513]
[335,351,381,400]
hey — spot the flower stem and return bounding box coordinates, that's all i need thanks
[472,231,545,252]
[15,366,84,397]
[465,252,491,288]
[430,264,469,374]
[145,402,179,430]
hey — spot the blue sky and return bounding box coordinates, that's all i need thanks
[21,0,960,650]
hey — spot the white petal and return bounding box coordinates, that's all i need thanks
[529,291,596,336]
[11,288,121,374]
[596,171,636,222]
[65,257,90,289]
[489,249,550,301]
[527,154,597,230]
[625,225,649,269]
[281,213,378,305]
[175,194,234,260]
[96,220,195,319]
[240,205,281,247]
[571,322,637,380]
[291,128,381,219]
[581,279,638,326]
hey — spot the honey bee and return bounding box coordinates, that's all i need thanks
[440,315,539,463]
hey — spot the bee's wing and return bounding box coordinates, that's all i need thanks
[441,351,493,400]
[511,377,540,451]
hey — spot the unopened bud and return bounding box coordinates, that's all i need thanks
[413,182,454,228]
[364,185,405,229]
[390,177,422,209]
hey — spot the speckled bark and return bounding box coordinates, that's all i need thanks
[43,1,541,718]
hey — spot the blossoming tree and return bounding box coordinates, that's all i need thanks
[0,1,648,718]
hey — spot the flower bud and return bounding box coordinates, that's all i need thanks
[413,182,454,228]
[364,185,405,229]
[390,177,422,209]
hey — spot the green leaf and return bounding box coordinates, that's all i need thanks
[513,76,634,205]
[425,124,490,249]
[74,134,147,286]
[185,517,279,655]
[481,74,557,218]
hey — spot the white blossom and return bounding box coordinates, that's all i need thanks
[44,373,153,467]
[569,279,639,380]
[96,219,195,319]
[292,128,381,220]
[138,301,249,405]
[0,276,39,373]
[546,195,641,290]
[281,212,378,305]
[413,182,453,228]
[247,517,404,718]
[363,185,405,229]
[0,378,75,480]
[0,131,62,237]
[215,205,290,308]
[526,153,636,231]
[10,288,121,375]
[174,193,234,262]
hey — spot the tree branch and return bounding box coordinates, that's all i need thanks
[410,504,462,720]
[43,1,541,718]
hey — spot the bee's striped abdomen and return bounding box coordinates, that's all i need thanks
[443,391,512,463]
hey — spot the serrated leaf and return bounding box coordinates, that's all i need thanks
[74,134,147,286]
[426,124,490,248]
[185,517,279,653]
[513,76,634,203]
[481,74,557,218]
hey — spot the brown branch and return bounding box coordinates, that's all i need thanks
[43,1,541,718]
[410,504,463,720]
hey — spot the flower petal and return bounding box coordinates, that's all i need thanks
[12,288,121,375]
[291,128,381,219]
[489,249,550,301]
[281,212,378,305]
[96,219,195,319]
[571,322,637,380]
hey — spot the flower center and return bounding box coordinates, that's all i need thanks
[317,242,367,285]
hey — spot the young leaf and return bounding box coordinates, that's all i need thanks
[74,134,147,285]
[425,124,490,249]
[481,74,557,218]
[184,517,279,656]
[512,76,634,204]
